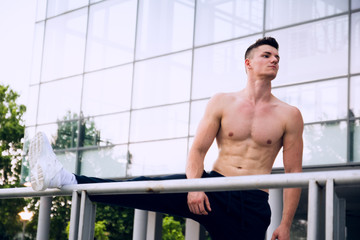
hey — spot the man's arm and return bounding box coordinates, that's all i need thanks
[272,106,304,240]
[186,94,223,215]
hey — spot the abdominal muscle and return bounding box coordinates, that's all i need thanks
[211,139,281,192]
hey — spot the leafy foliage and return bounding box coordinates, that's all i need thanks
[0,85,27,239]
[162,215,185,240]
[95,203,134,240]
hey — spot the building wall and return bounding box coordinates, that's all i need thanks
[23,0,360,180]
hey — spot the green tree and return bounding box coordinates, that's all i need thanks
[162,215,185,240]
[0,85,27,239]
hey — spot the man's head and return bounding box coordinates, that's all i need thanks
[244,37,280,79]
[245,37,279,60]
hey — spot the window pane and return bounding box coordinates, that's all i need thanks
[273,78,348,123]
[130,103,189,142]
[351,12,360,74]
[271,16,348,86]
[266,0,348,30]
[37,76,82,124]
[25,86,39,126]
[80,146,129,178]
[47,0,89,18]
[189,99,207,135]
[136,0,195,59]
[192,35,260,100]
[351,119,360,162]
[195,0,263,46]
[129,139,187,176]
[82,113,130,147]
[30,23,45,84]
[82,65,133,116]
[132,51,192,108]
[350,76,360,117]
[303,122,347,166]
[23,127,36,154]
[353,0,360,10]
[57,151,77,175]
[42,9,87,81]
[36,120,79,150]
[36,0,47,21]
[85,0,137,71]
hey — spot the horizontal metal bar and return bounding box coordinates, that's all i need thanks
[1,170,359,199]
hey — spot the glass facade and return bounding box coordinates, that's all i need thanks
[23,0,360,181]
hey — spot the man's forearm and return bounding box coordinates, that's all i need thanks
[186,149,205,179]
[281,187,301,228]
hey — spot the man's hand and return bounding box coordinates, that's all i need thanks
[271,224,290,240]
[187,191,211,215]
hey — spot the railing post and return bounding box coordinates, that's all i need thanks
[326,179,334,240]
[325,179,346,240]
[133,209,148,240]
[266,188,283,240]
[36,196,52,240]
[78,191,96,240]
[69,191,81,240]
[185,218,206,240]
[307,180,325,240]
[146,211,163,240]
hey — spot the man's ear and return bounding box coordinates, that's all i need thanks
[245,58,251,71]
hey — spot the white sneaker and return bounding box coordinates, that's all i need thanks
[29,132,63,191]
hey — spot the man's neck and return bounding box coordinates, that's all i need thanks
[244,77,272,104]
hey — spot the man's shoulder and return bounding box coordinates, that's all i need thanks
[272,96,301,112]
[271,96,303,123]
[211,91,242,103]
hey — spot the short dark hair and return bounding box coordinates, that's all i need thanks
[244,37,279,60]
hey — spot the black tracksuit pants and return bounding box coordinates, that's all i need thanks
[75,171,271,240]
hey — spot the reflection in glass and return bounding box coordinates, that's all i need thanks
[132,51,192,108]
[47,0,89,18]
[82,113,130,147]
[273,78,347,123]
[23,127,36,155]
[271,16,348,86]
[266,0,348,29]
[80,145,129,178]
[82,65,133,116]
[190,100,208,135]
[195,0,263,46]
[350,120,360,162]
[42,9,87,81]
[30,23,45,84]
[350,76,360,117]
[57,151,77,175]
[37,76,82,124]
[351,12,360,74]
[303,122,347,166]
[192,35,260,100]
[136,0,195,59]
[130,103,189,142]
[129,139,187,176]
[36,121,79,150]
[85,0,137,71]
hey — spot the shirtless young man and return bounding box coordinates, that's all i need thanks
[29,37,303,240]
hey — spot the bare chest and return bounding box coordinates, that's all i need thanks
[220,104,285,146]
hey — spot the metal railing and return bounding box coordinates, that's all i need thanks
[1,169,360,240]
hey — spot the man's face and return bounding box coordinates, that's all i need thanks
[245,45,280,80]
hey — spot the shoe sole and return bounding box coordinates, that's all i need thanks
[29,132,46,191]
